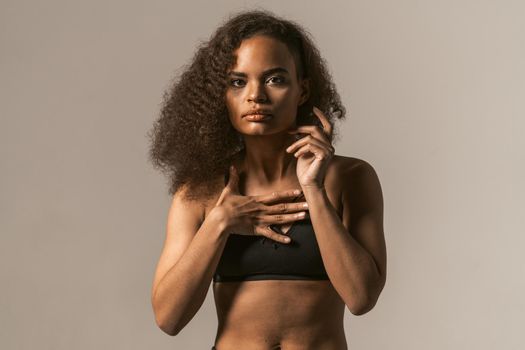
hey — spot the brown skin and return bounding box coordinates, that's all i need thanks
[204,35,387,349]
[150,33,385,348]
[224,35,309,187]
[208,157,350,350]
[147,9,347,201]
[149,12,381,349]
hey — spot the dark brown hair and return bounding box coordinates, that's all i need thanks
[147,9,346,201]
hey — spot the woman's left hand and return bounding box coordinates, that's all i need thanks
[286,106,335,189]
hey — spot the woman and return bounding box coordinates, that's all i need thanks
[148,9,386,350]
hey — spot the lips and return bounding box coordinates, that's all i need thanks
[244,113,272,121]
[243,109,273,121]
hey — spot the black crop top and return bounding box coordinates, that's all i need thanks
[213,216,329,282]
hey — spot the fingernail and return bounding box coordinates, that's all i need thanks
[284,237,291,243]
[294,189,302,195]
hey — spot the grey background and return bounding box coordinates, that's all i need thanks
[1,0,524,349]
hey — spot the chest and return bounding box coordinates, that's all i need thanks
[204,170,344,219]
[213,216,329,282]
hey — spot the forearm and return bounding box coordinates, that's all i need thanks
[302,185,382,314]
[152,210,228,335]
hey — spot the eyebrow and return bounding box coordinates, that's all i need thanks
[228,67,290,77]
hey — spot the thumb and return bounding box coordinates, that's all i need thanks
[225,165,239,192]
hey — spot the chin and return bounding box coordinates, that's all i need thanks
[243,128,274,136]
[250,121,295,131]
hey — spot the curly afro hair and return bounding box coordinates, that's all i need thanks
[147,9,347,202]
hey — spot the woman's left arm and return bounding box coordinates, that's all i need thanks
[286,106,386,316]
[303,161,386,316]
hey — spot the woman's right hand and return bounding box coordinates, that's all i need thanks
[212,165,309,244]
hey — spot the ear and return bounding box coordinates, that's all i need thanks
[298,78,310,106]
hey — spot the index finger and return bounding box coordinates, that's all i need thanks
[255,188,303,204]
[313,106,333,138]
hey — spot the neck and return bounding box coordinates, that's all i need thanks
[240,132,298,186]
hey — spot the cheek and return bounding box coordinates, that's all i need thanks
[273,90,301,113]
[274,85,300,102]
[224,92,242,128]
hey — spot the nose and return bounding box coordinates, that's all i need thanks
[246,81,268,103]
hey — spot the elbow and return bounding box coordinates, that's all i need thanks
[155,314,180,336]
[152,300,181,336]
[347,295,377,316]
[161,326,179,337]
[347,278,385,316]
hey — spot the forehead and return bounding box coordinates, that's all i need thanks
[229,35,296,74]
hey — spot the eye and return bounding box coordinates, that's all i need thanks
[267,76,286,84]
[229,79,245,88]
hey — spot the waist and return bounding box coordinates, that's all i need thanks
[213,279,346,348]
[214,331,347,350]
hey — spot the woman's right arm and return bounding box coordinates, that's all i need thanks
[151,187,229,336]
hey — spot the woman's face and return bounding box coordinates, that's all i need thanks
[225,35,309,136]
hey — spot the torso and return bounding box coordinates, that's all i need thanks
[203,154,359,350]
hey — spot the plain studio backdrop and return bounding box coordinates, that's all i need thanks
[1,0,523,349]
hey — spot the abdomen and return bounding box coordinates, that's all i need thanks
[212,279,347,349]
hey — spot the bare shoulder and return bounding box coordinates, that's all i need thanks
[327,155,382,210]
[326,155,374,190]
[329,154,366,172]
[333,155,383,212]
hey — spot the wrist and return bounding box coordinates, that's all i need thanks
[208,206,231,238]
[301,183,325,193]
[301,184,327,202]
